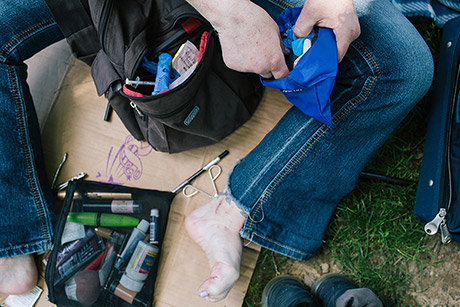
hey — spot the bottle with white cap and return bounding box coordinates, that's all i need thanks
[114,219,149,270]
[120,241,159,292]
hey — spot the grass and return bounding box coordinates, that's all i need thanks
[244,18,443,307]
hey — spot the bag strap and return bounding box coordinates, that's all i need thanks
[44,0,100,65]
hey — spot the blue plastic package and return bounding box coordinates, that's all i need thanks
[141,56,180,83]
[261,7,337,126]
[153,53,174,95]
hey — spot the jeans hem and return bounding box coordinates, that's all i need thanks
[226,159,252,213]
[240,229,316,261]
[0,240,53,258]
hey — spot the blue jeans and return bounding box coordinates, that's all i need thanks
[228,0,434,260]
[0,0,433,260]
[0,0,63,257]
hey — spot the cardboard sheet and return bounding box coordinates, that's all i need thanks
[1,59,292,306]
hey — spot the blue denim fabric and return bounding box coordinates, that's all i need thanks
[228,0,434,260]
[0,0,63,257]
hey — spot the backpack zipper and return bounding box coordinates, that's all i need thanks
[128,13,205,80]
[124,29,216,120]
[98,0,114,54]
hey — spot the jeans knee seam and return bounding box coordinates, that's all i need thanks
[246,124,331,232]
[7,65,50,242]
[0,18,55,62]
[351,39,382,78]
[246,40,381,234]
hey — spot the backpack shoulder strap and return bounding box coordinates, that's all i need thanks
[44,0,100,65]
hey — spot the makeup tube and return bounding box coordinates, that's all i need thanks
[114,219,149,270]
[56,228,95,267]
[149,209,159,244]
[98,230,125,286]
[67,212,140,227]
[82,199,141,214]
[54,236,105,286]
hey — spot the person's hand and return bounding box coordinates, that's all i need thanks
[294,0,360,62]
[186,0,289,79]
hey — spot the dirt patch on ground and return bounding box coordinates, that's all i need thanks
[277,236,460,306]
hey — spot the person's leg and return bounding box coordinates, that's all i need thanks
[0,0,63,294]
[185,0,434,302]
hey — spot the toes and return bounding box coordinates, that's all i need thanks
[199,276,232,302]
[198,262,240,302]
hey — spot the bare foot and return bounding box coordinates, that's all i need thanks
[185,196,246,302]
[0,254,38,295]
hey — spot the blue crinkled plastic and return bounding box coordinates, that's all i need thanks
[261,7,337,126]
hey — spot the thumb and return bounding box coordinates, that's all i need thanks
[293,8,316,38]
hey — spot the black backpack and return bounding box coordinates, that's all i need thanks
[45,0,264,153]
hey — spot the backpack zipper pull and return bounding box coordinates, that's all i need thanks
[440,221,452,244]
[424,208,447,235]
[130,101,144,117]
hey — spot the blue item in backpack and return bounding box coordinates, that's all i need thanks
[261,7,337,126]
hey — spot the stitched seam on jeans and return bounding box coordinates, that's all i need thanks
[252,232,307,256]
[353,39,382,78]
[279,0,294,8]
[0,240,50,253]
[0,18,55,61]
[247,127,329,232]
[333,41,382,124]
[7,65,48,240]
[247,40,381,233]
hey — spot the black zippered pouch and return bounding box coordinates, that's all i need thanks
[45,180,175,306]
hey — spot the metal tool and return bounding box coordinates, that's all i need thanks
[182,164,221,198]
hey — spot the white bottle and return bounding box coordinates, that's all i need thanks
[120,241,159,292]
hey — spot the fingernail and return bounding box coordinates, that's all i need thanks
[200,291,209,298]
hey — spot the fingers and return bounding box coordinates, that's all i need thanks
[256,49,289,79]
[333,20,360,62]
[335,33,350,63]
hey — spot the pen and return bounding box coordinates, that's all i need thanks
[172,150,229,193]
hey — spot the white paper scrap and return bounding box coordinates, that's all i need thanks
[3,286,43,307]
[61,220,85,244]
[172,40,199,75]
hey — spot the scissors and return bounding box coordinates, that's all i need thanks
[182,164,222,198]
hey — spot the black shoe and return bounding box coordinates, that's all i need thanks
[311,273,356,307]
[261,275,320,307]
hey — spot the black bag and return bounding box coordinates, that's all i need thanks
[414,16,460,243]
[44,180,175,306]
[44,0,264,153]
